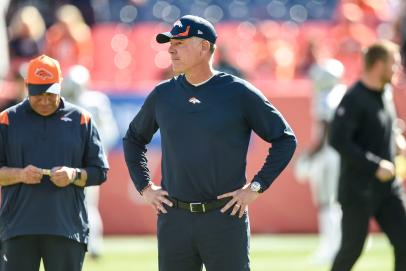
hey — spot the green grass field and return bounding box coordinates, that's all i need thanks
[68,234,393,271]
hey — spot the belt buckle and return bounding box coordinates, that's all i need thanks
[189,202,205,213]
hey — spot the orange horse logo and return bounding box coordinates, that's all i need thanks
[34,68,54,81]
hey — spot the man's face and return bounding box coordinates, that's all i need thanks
[382,53,401,84]
[29,93,60,116]
[168,37,204,74]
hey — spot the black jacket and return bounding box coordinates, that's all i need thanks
[330,81,400,203]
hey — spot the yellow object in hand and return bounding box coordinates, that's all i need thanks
[395,155,406,181]
[42,169,51,176]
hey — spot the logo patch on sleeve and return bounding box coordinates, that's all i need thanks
[80,111,91,125]
[337,106,345,116]
[0,111,9,125]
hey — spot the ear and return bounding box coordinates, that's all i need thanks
[201,40,210,54]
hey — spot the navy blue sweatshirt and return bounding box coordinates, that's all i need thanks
[0,98,109,243]
[123,73,297,202]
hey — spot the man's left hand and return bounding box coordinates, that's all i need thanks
[50,166,76,187]
[396,133,406,156]
[217,184,260,218]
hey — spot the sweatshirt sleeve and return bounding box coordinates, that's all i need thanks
[81,111,110,186]
[329,92,380,173]
[123,89,159,193]
[242,84,297,191]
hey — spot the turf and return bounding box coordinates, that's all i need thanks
[40,234,392,271]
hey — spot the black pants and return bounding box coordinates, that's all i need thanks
[157,207,250,271]
[0,235,86,271]
[331,192,406,271]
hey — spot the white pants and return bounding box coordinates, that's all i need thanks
[313,203,342,264]
[85,186,103,256]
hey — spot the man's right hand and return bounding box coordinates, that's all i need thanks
[142,183,173,214]
[20,165,43,184]
[376,159,395,182]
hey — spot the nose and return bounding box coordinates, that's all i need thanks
[39,96,50,105]
[168,44,175,55]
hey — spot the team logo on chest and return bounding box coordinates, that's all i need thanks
[188,97,201,104]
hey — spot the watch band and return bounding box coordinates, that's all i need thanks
[71,168,81,184]
[75,168,82,181]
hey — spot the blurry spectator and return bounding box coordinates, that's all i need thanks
[45,4,93,71]
[0,0,10,80]
[62,65,119,259]
[330,40,406,271]
[329,2,376,84]
[0,66,28,112]
[7,5,45,75]
[268,37,297,81]
[69,0,95,26]
[296,39,319,77]
[392,6,406,181]
[215,46,245,78]
[294,59,346,265]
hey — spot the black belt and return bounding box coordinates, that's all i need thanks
[168,196,232,213]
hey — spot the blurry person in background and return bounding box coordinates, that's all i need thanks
[329,40,406,271]
[45,4,93,71]
[215,46,245,78]
[328,2,376,85]
[0,65,28,112]
[7,5,45,75]
[295,39,319,77]
[294,58,346,265]
[0,0,10,81]
[62,65,119,259]
[68,0,96,26]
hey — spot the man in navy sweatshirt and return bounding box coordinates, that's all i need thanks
[123,15,297,271]
[0,55,109,271]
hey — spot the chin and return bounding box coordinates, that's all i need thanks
[172,65,184,74]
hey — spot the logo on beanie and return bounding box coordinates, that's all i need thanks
[173,20,183,28]
[34,68,54,81]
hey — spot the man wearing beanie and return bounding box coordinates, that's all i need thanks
[123,15,297,270]
[0,54,109,271]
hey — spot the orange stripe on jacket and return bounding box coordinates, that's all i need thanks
[80,111,91,125]
[0,111,9,125]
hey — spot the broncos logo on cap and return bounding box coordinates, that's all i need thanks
[34,68,54,81]
[173,20,183,28]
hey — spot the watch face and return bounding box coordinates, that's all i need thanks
[76,169,81,180]
[250,182,261,192]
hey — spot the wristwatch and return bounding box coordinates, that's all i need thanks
[73,168,82,184]
[250,181,264,193]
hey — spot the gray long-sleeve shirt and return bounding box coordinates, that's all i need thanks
[123,73,297,202]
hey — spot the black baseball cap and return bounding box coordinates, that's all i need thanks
[156,15,217,44]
